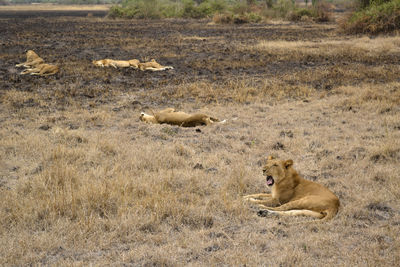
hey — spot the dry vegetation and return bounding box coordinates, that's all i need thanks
[0,6,400,266]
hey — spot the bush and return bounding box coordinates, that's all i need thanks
[108,0,330,23]
[108,0,178,19]
[288,2,332,22]
[288,8,315,21]
[342,0,400,34]
[109,0,228,19]
[212,12,234,23]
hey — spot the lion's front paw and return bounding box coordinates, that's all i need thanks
[242,195,255,201]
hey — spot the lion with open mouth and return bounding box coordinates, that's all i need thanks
[243,156,340,221]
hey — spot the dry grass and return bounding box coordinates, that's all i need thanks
[249,36,400,62]
[1,16,400,266]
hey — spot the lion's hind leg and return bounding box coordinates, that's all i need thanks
[20,68,37,75]
[258,197,327,219]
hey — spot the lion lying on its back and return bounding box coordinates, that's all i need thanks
[244,156,340,221]
[138,59,174,71]
[140,108,224,127]
[92,59,140,69]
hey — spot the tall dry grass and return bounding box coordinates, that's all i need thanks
[249,36,400,62]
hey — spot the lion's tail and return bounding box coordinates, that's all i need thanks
[320,205,339,222]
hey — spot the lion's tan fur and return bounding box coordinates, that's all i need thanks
[244,156,340,221]
[20,63,59,76]
[138,59,174,71]
[140,108,223,127]
[16,50,45,68]
[92,59,140,69]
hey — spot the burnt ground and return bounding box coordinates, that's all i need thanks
[2,11,400,109]
[0,11,342,107]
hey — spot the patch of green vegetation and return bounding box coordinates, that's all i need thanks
[108,0,333,23]
[343,0,400,34]
[108,0,228,19]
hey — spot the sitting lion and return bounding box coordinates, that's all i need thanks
[20,63,59,76]
[138,59,174,71]
[140,108,224,127]
[243,156,340,221]
[92,59,140,69]
[16,50,45,68]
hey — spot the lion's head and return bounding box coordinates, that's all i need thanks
[140,112,157,124]
[262,156,293,187]
[26,50,39,61]
[92,60,103,66]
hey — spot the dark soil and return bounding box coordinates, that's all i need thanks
[1,11,399,108]
[0,12,338,106]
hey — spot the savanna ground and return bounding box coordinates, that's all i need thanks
[1,5,400,266]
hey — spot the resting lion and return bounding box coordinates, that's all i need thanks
[243,156,340,221]
[20,63,59,76]
[16,50,45,68]
[92,59,140,69]
[138,59,174,71]
[140,108,225,127]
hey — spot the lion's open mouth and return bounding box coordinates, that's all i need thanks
[266,176,274,186]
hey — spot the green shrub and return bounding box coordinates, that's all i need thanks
[109,0,179,19]
[288,7,315,21]
[287,1,332,22]
[182,0,227,18]
[108,0,331,23]
[108,5,125,18]
[342,0,400,34]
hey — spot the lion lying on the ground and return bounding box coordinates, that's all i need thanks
[16,50,45,68]
[138,59,174,71]
[243,156,340,221]
[92,59,140,69]
[20,63,59,76]
[140,108,225,127]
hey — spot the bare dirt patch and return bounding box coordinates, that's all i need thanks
[0,11,399,266]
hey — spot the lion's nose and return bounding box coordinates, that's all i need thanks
[262,169,267,174]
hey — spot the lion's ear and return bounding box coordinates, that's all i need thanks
[267,155,275,160]
[284,159,293,168]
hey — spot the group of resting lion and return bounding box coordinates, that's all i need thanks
[16,51,340,222]
[15,50,174,77]
[16,50,59,76]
